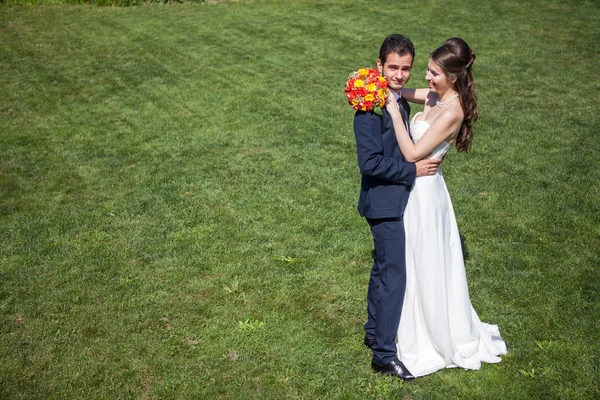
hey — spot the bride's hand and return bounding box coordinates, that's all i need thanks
[385,89,400,116]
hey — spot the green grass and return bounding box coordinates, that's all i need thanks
[1,0,599,398]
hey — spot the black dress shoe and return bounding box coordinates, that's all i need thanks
[371,358,415,380]
[363,334,376,348]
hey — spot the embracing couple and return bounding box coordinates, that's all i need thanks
[354,34,507,380]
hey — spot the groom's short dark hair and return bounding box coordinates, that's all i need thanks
[379,34,415,65]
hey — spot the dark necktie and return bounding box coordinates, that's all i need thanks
[398,97,409,131]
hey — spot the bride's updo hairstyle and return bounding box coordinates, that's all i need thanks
[431,38,477,152]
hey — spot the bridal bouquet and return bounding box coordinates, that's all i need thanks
[345,68,388,113]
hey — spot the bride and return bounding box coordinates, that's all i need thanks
[385,37,507,377]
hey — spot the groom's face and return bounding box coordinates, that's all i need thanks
[377,52,414,93]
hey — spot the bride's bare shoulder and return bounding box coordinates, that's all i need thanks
[447,100,465,119]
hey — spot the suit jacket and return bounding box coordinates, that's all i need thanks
[354,99,416,219]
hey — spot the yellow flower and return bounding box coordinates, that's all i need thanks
[378,89,386,99]
[366,83,377,92]
[364,94,375,102]
[354,80,364,88]
[358,68,369,76]
[378,75,386,83]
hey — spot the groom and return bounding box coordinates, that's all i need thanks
[353,34,440,380]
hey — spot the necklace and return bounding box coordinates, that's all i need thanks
[436,93,459,107]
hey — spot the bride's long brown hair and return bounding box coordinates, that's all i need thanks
[431,38,477,152]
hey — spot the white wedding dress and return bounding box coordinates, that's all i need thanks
[396,113,507,377]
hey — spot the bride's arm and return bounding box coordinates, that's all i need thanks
[386,94,462,162]
[400,88,430,104]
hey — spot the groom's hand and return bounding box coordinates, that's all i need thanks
[415,158,442,177]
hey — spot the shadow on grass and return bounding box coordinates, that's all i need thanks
[460,233,470,261]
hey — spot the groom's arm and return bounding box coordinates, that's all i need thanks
[354,111,416,186]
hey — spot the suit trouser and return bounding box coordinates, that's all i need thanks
[364,217,407,364]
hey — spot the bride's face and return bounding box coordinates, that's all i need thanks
[425,59,456,94]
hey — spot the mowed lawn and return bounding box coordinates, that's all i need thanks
[0,0,598,398]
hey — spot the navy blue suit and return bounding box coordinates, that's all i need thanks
[353,99,416,364]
